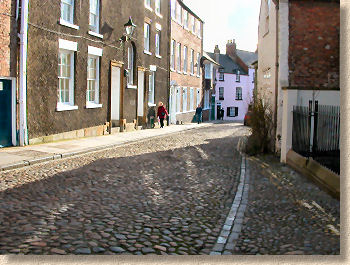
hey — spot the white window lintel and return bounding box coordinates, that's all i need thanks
[88,46,103,56]
[59,39,78,51]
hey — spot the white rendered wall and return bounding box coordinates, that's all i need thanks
[215,70,255,121]
[280,89,340,162]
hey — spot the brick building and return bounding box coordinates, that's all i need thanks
[168,0,203,124]
[0,0,18,147]
[1,0,170,146]
[257,0,340,161]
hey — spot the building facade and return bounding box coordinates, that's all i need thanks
[0,0,18,147]
[257,0,340,161]
[208,41,256,121]
[168,0,203,124]
[1,0,170,146]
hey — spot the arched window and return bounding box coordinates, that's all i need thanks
[127,44,135,86]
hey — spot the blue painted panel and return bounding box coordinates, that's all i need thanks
[0,80,12,147]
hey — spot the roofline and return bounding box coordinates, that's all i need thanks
[177,0,204,23]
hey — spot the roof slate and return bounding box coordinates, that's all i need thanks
[236,50,258,66]
[207,52,247,75]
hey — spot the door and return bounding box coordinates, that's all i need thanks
[111,65,121,126]
[0,79,12,147]
[169,86,176,124]
[216,103,221,120]
[137,69,145,117]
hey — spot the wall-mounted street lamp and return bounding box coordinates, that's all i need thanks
[120,16,136,42]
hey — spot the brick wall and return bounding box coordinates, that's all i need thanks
[170,18,202,123]
[289,0,339,89]
[0,0,17,77]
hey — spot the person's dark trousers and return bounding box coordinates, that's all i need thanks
[197,114,202,124]
[160,118,164,128]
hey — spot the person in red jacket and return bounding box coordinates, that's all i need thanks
[157,101,168,128]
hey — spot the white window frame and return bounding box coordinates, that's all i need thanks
[205,63,213,79]
[236,87,242,100]
[196,52,200,77]
[183,10,188,29]
[190,49,194,75]
[155,30,161,58]
[197,20,201,37]
[219,87,224,100]
[86,46,102,108]
[196,88,200,107]
[57,39,78,111]
[190,88,194,110]
[236,70,241,82]
[127,45,135,88]
[155,0,161,16]
[204,90,210,109]
[89,0,100,33]
[176,2,182,24]
[171,0,176,19]
[144,23,151,54]
[183,46,188,74]
[145,0,152,10]
[60,0,79,29]
[177,43,181,72]
[176,86,181,113]
[192,16,195,33]
[61,0,74,24]
[182,87,187,112]
[148,70,155,106]
[171,40,175,70]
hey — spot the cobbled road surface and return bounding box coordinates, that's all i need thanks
[0,123,247,255]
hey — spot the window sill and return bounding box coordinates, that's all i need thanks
[145,5,153,12]
[59,19,79,30]
[235,99,243,101]
[144,50,152,56]
[183,71,187,75]
[190,73,195,76]
[88,31,103,39]
[196,75,200,78]
[177,70,182,74]
[155,54,162,59]
[155,12,163,18]
[56,104,78,112]
[170,68,175,72]
[127,84,137,89]
[86,102,103,109]
[148,103,156,107]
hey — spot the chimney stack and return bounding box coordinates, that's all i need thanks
[214,45,220,63]
[226,39,237,61]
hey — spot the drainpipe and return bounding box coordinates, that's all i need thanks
[19,0,29,146]
[274,1,279,153]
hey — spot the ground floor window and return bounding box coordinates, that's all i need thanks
[204,90,210,109]
[196,88,200,107]
[182,87,187,112]
[148,71,155,105]
[227,106,238,117]
[190,88,194,110]
[58,49,74,105]
[176,87,181,112]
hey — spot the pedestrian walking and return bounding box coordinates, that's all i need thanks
[220,108,224,120]
[157,101,168,128]
[195,104,203,124]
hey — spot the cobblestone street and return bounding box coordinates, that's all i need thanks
[0,123,247,255]
[0,123,340,255]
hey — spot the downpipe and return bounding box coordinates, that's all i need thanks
[19,0,29,146]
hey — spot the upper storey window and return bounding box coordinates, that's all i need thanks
[155,0,161,15]
[171,0,176,19]
[176,2,182,24]
[145,0,151,9]
[61,0,74,24]
[183,10,188,29]
[89,0,100,33]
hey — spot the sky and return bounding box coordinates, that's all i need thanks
[182,0,260,53]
